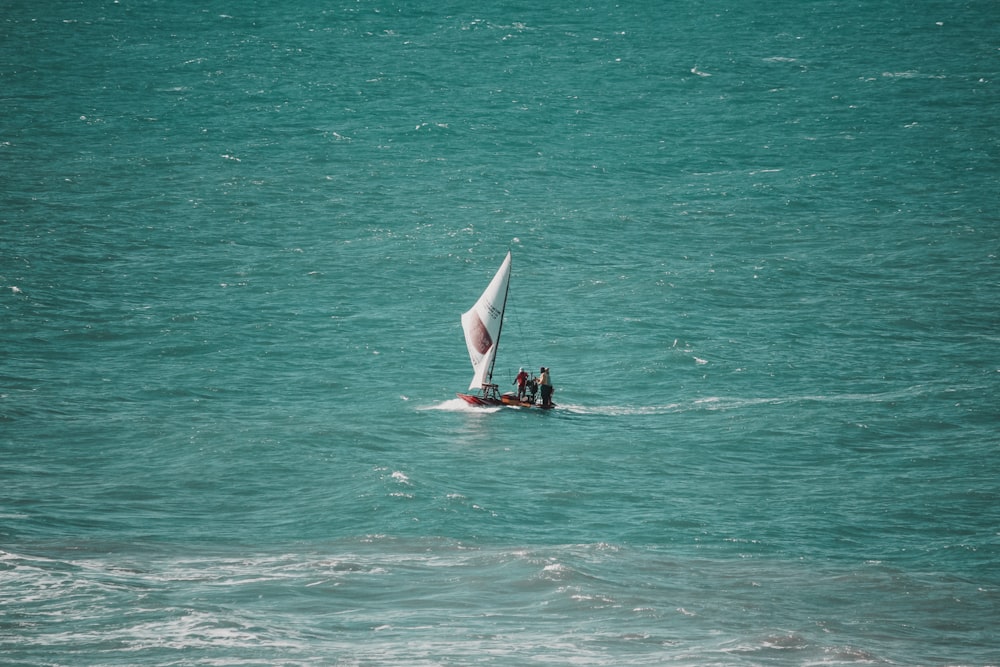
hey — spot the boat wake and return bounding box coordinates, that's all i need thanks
[423,389,923,417]
[555,403,683,416]
[556,389,931,416]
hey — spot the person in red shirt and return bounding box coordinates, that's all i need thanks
[513,367,530,400]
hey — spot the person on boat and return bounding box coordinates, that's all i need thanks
[526,377,538,403]
[513,367,530,400]
[537,366,553,408]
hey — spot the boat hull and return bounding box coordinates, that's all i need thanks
[456,392,503,407]
[456,392,555,410]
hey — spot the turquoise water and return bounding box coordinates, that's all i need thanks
[2,1,998,665]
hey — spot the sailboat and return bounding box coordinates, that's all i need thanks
[455,251,554,409]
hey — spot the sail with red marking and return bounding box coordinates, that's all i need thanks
[461,251,511,391]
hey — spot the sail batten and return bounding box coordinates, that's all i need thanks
[461,251,512,391]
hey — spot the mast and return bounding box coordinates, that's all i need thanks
[486,253,511,388]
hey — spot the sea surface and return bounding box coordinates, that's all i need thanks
[2,1,998,665]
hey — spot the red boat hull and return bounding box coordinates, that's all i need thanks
[456,392,555,410]
[456,392,503,407]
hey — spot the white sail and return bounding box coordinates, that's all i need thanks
[461,251,511,391]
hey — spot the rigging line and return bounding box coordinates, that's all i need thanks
[504,261,535,379]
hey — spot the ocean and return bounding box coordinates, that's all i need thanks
[2,1,998,665]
